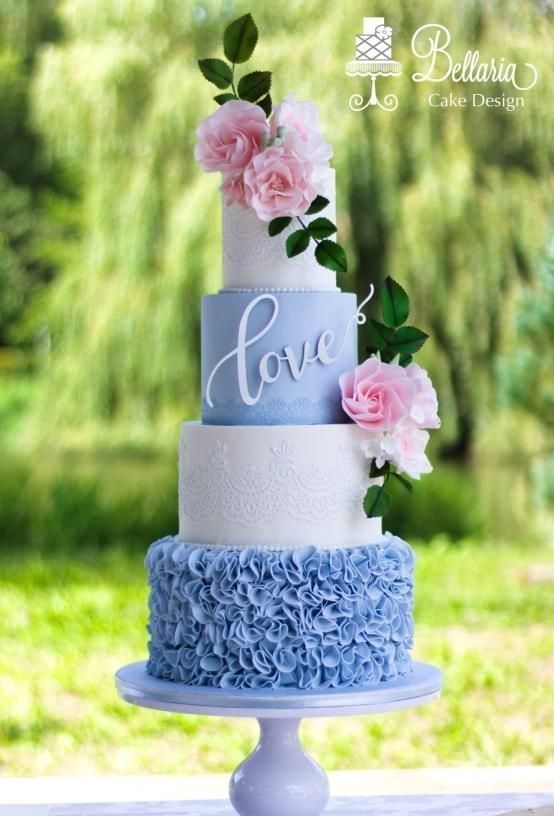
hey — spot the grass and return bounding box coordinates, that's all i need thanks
[0,539,552,776]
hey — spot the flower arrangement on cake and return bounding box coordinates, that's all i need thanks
[195,12,348,274]
[195,13,440,520]
[341,277,440,516]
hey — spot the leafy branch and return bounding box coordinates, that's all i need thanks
[267,196,349,275]
[366,276,428,366]
[360,276,431,517]
[197,14,272,116]
[363,460,414,519]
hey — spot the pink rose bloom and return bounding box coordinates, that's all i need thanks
[339,357,416,431]
[243,146,316,221]
[221,171,248,208]
[271,94,332,172]
[194,100,268,175]
[405,362,441,429]
[381,420,433,480]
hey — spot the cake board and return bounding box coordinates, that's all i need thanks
[116,660,442,816]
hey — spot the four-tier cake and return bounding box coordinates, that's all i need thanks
[144,13,440,691]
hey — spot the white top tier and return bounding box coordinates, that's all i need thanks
[178,422,382,549]
[222,171,338,291]
[363,17,385,34]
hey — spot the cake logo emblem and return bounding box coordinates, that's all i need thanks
[346,17,539,113]
[346,17,402,112]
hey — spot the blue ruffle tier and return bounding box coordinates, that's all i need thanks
[145,534,414,690]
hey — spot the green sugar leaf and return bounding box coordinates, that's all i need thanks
[305,195,329,215]
[315,240,348,273]
[257,92,272,117]
[388,326,429,355]
[307,217,337,240]
[268,216,292,236]
[381,276,410,328]
[286,229,311,257]
[213,92,236,105]
[366,319,395,352]
[198,58,233,89]
[237,71,271,102]
[224,13,258,64]
[363,485,391,518]
[369,460,390,479]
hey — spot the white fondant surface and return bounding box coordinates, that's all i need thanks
[178,422,382,549]
[222,172,338,291]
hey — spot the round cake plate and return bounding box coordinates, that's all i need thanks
[115,660,442,816]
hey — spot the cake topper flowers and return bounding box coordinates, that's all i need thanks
[340,278,440,517]
[195,13,348,275]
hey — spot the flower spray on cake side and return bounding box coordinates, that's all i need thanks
[194,12,348,275]
[340,278,440,517]
[194,13,440,518]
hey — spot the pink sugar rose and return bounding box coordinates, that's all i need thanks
[194,100,268,175]
[271,94,332,172]
[221,171,248,208]
[339,357,416,432]
[405,362,441,429]
[381,420,433,480]
[243,146,316,221]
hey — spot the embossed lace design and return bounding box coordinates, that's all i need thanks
[222,204,318,273]
[180,438,367,527]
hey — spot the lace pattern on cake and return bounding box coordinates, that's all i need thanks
[180,437,367,527]
[201,396,346,426]
[222,203,320,273]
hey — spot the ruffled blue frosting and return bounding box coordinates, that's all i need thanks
[145,535,414,690]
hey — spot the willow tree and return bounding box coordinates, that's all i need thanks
[0,0,66,347]
[29,0,553,450]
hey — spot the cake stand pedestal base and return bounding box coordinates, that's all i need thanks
[231,717,328,816]
[348,75,399,111]
[116,660,442,816]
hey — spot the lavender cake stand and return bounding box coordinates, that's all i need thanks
[115,660,442,816]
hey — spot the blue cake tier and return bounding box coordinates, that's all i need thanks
[201,291,359,425]
[145,535,414,690]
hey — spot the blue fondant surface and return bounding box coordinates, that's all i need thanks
[201,292,358,426]
[146,535,414,690]
[201,395,347,425]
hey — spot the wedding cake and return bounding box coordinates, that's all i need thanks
[145,14,439,690]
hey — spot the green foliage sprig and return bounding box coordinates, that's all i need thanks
[366,276,428,367]
[268,196,348,275]
[197,14,272,116]
[361,276,430,518]
[198,12,346,273]
[363,460,414,519]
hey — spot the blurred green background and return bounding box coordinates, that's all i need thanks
[0,0,553,777]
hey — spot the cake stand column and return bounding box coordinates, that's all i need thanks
[229,717,329,816]
[369,74,379,105]
[115,661,442,816]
